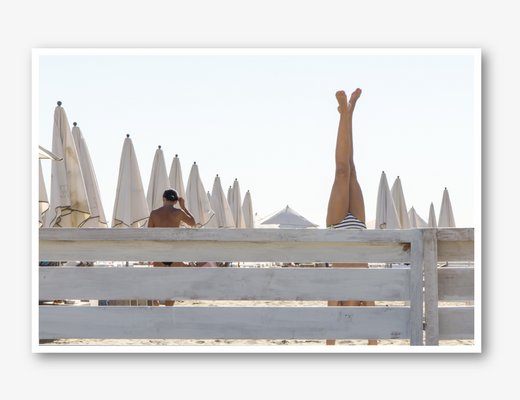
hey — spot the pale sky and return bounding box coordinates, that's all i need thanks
[36,49,478,228]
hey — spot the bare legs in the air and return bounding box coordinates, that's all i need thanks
[326,89,377,346]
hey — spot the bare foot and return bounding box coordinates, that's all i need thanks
[336,88,362,115]
[336,90,349,114]
[349,88,362,113]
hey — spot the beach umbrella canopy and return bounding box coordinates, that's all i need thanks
[111,135,149,228]
[209,175,235,228]
[227,185,234,211]
[428,202,438,228]
[375,171,401,229]
[204,190,220,228]
[260,205,318,228]
[147,145,170,212]
[230,178,246,228]
[38,145,61,227]
[408,206,428,228]
[39,159,49,227]
[242,190,255,228]
[168,154,186,201]
[438,187,456,227]
[391,176,411,229]
[45,102,91,227]
[186,162,215,227]
[72,122,108,227]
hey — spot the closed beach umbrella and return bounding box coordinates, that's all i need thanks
[204,190,219,228]
[209,175,235,228]
[391,176,410,229]
[438,187,456,227]
[72,122,108,227]
[45,102,91,228]
[168,154,186,201]
[39,160,49,227]
[38,145,62,227]
[230,178,246,228]
[428,202,438,228]
[186,162,215,227]
[112,135,149,228]
[408,206,428,228]
[147,145,170,212]
[375,171,400,229]
[227,185,234,211]
[242,190,255,228]
[260,205,318,228]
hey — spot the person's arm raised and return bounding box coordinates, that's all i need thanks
[178,197,196,227]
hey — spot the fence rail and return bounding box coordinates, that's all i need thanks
[38,228,475,347]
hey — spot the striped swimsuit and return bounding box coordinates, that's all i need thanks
[329,212,366,230]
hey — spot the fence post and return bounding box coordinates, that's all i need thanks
[409,229,425,345]
[424,229,439,345]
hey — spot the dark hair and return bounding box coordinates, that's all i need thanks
[163,189,179,202]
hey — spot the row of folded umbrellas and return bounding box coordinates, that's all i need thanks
[39,102,255,229]
[39,102,456,230]
[374,171,456,229]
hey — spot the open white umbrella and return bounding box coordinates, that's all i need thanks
[375,171,400,229]
[230,178,246,228]
[242,190,255,228]
[147,145,170,212]
[428,202,438,228]
[72,122,108,228]
[168,154,186,201]
[186,162,215,227]
[391,176,410,229]
[260,205,318,228]
[408,206,428,228]
[45,102,91,228]
[112,134,149,228]
[438,187,456,227]
[209,175,235,228]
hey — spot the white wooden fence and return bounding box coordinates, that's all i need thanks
[38,228,474,346]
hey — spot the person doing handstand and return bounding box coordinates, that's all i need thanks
[326,89,377,346]
[148,189,196,306]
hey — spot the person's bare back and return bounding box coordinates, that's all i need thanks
[148,205,189,228]
[147,192,196,229]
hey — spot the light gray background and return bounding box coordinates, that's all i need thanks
[1,0,514,398]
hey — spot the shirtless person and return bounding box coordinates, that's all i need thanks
[148,189,196,306]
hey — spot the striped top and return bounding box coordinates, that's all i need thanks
[329,212,367,230]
